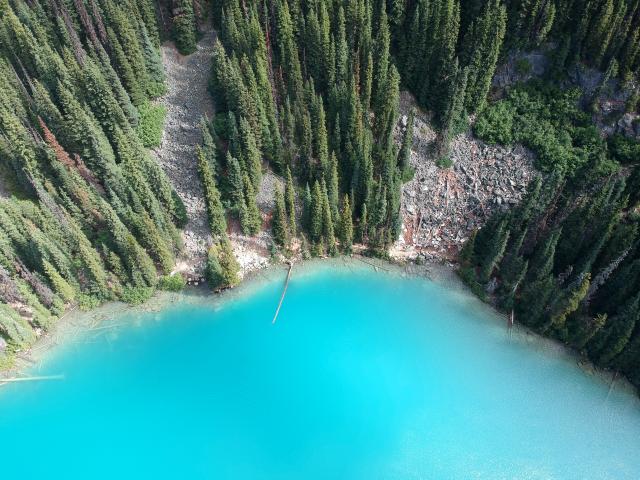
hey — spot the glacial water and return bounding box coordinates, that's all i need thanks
[1,261,639,479]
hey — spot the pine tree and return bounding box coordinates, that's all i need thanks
[545,274,591,335]
[240,173,261,236]
[322,180,337,256]
[310,180,324,248]
[326,152,340,219]
[357,203,369,243]
[238,117,262,190]
[478,219,510,283]
[302,182,313,231]
[588,293,640,365]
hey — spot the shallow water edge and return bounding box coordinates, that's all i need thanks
[1,255,637,401]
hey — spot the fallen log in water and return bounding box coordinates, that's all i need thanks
[0,375,64,383]
[272,263,293,325]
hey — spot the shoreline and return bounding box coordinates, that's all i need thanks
[0,253,448,380]
[2,254,637,401]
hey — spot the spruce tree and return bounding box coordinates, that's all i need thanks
[322,180,338,256]
[272,186,289,248]
[240,173,261,236]
[206,239,240,289]
[310,181,324,249]
[284,167,296,237]
[196,146,227,237]
[338,195,353,252]
[172,0,198,55]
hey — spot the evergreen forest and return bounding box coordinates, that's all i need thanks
[1,0,640,389]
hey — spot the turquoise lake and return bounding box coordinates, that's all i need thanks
[1,261,640,479]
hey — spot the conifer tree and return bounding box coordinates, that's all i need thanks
[285,167,296,237]
[310,181,324,248]
[240,173,261,236]
[478,219,510,283]
[338,195,353,252]
[227,153,244,205]
[322,180,338,256]
[272,186,289,248]
[197,146,227,237]
[172,0,198,55]
[206,239,240,289]
[238,117,262,190]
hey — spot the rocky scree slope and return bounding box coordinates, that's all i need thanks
[393,92,537,262]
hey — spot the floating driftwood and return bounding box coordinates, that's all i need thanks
[0,375,64,383]
[272,263,293,325]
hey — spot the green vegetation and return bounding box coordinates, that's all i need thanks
[172,0,198,54]
[206,240,240,289]
[137,102,167,148]
[0,0,178,363]
[475,82,618,175]
[460,168,640,387]
[120,286,156,305]
[158,273,187,291]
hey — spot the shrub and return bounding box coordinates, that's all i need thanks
[78,293,102,311]
[401,165,416,182]
[474,81,616,175]
[515,58,532,76]
[474,100,515,145]
[608,134,640,164]
[136,102,166,148]
[158,273,187,291]
[436,156,454,169]
[120,286,155,305]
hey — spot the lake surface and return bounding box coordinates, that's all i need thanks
[1,261,639,479]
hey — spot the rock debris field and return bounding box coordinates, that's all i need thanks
[151,29,215,277]
[152,29,272,279]
[393,92,537,261]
